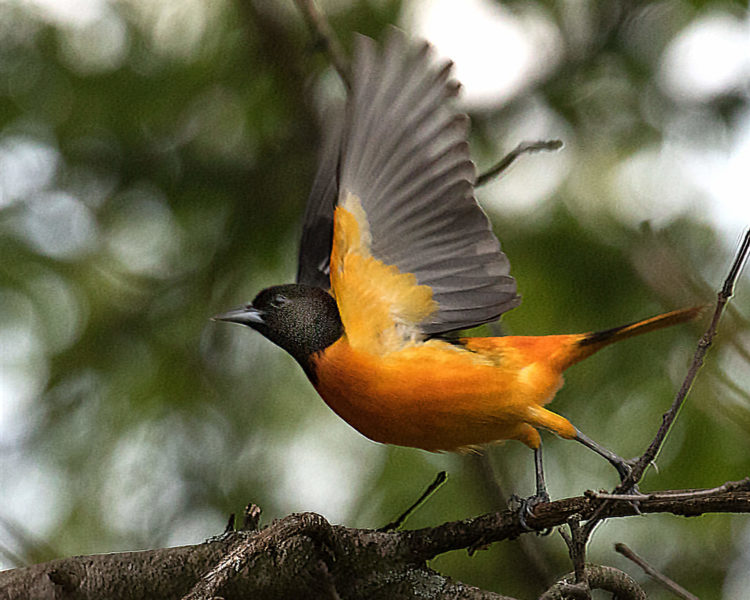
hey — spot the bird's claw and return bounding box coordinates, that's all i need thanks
[509,492,551,534]
[615,458,643,494]
[614,458,644,513]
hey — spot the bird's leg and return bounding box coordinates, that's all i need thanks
[532,445,550,504]
[512,445,551,531]
[574,427,634,483]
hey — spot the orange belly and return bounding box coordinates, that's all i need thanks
[310,337,577,452]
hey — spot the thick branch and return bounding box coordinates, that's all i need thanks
[0,513,512,600]
[0,540,234,600]
[2,487,747,599]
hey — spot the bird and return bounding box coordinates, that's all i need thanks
[214,28,701,510]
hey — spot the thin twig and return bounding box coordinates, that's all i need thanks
[591,477,750,502]
[563,515,590,593]
[378,471,448,531]
[293,0,350,89]
[623,228,750,491]
[224,513,235,534]
[476,139,563,187]
[615,543,699,600]
[576,232,749,539]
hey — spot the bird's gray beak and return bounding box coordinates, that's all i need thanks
[212,305,265,326]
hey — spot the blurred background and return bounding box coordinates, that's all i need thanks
[1,0,749,597]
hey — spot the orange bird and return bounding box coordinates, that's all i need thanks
[216,30,700,509]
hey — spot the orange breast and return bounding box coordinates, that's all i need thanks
[310,336,576,452]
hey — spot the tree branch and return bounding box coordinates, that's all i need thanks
[476,140,563,187]
[575,229,749,541]
[625,228,750,490]
[591,477,750,502]
[379,471,448,531]
[2,486,747,599]
[560,516,589,593]
[293,0,350,88]
[397,485,749,560]
[539,565,646,600]
[615,542,699,600]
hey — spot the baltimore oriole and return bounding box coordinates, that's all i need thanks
[215,29,700,509]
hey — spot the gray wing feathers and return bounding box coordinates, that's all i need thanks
[299,28,520,335]
[296,110,342,288]
[339,29,519,334]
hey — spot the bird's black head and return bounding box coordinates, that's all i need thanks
[214,284,343,377]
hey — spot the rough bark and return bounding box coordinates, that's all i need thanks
[2,488,747,600]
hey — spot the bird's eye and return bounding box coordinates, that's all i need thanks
[269,294,288,309]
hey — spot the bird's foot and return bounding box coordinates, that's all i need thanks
[508,492,552,534]
[615,457,645,491]
[612,458,645,514]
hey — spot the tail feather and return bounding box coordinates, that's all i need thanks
[560,305,705,370]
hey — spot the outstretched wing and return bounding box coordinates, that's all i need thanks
[300,28,519,342]
[296,109,341,289]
